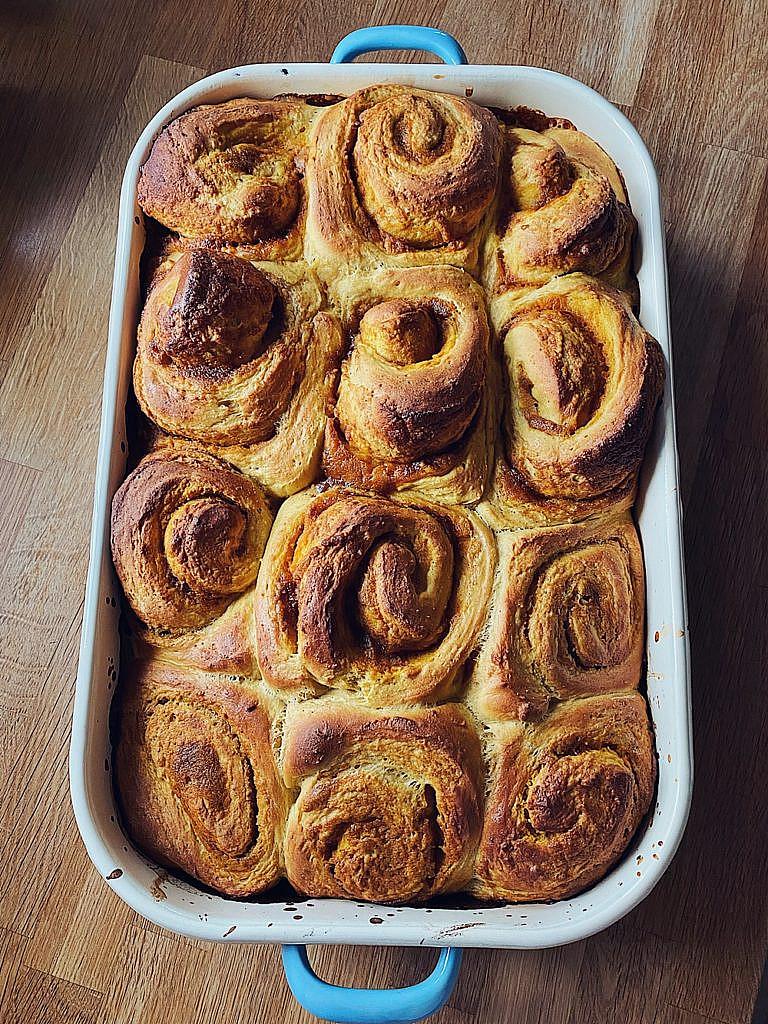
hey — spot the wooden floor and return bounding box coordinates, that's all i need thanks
[1,2,767,1022]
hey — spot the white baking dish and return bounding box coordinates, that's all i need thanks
[70,24,692,1022]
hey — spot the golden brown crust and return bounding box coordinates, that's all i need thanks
[473,693,656,902]
[305,85,501,278]
[124,589,258,677]
[481,273,665,528]
[484,123,637,303]
[254,487,495,704]
[114,658,291,897]
[323,266,493,504]
[281,697,484,903]
[110,447,272,637]
[466,514,645,721]
[133,248,345,497]
[137,97,319,257]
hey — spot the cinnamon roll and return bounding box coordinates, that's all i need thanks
[110,448,272,664]
[467,514,645,721]
[114,658,290,897]
[483,273,664,527]
[484,116,636,301]
[281,698,484,903]
[473,693,656,901]
[324,266,493,504]
[255,487,495,704]
[305,85,501,277]
[133,248,344,496]
[138,97,318,259]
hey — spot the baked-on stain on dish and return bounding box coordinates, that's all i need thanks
[151,871,169,901]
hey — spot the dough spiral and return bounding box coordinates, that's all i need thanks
[133,248,344,497]
[255,487,495,704]
[281,698,484,903]
[138,97,318,258]
[114,659,290,897]
[306,85,501,277]
[324,266,492,504]
[485,120,636,301]
[473,693,656,901]
[110,448,272,636]
[467,514,645,721]
[483,273,665,527]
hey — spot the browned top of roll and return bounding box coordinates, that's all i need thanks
[281,697,484,903]
[254,487,495,704]
[138,97,316,245]
[351,88,500,247]
[486,273,664,526]
[474,692,656,902]
[111,448,272,634]
[134,249,305,447]
[468,514,645,721]
[489,124,635,298]
[331,266,488,462]
[114,658,290,898]
[306,85,501,272]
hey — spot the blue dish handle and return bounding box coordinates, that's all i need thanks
[331,26,468,65]
[281,945,463,1023]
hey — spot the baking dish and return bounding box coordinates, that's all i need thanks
[70,25,693,1023]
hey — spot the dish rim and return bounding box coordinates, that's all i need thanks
[70,59,693,950]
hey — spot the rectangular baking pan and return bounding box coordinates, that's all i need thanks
[70,25,692,1016]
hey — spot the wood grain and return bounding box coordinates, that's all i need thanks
[0,5,766,1022]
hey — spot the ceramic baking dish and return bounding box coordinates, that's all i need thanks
[70,25,693,1023]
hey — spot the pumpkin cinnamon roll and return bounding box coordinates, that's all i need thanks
[305,85,501,277]
[281,698,484,903]
[110,448,272,668]
[254,487,495,704]
[133,248,344,496]
[473,693,656,901]
[138,97,319,259]
[484,113,636,301]
[324,266,493,505]
[467,514,645,722]
[114,658,290,897]
[483,273,664,527]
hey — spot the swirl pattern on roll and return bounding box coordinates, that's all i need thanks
[133,248,344,496]
[485,120,636,300]
[468,514,645,721]
[473,693,656,901]
[484,273,665,527]
[255,487,495,704]
[281,699,484,903]
[306,85,501,275]
[111,448,272,635]
[324,266,492,503]
[137,97,318,258]
[114,659,290,897]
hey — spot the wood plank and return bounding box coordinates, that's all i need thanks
[0,929,28,1018]
[2,966,102,1024]
[565,921,678,1024]
[0,460,41,578]
[653,1007,728,1024]
[635,0,768,159]
[0,4,766,1023]
[0,1,156,358]
[620,105,768,503]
